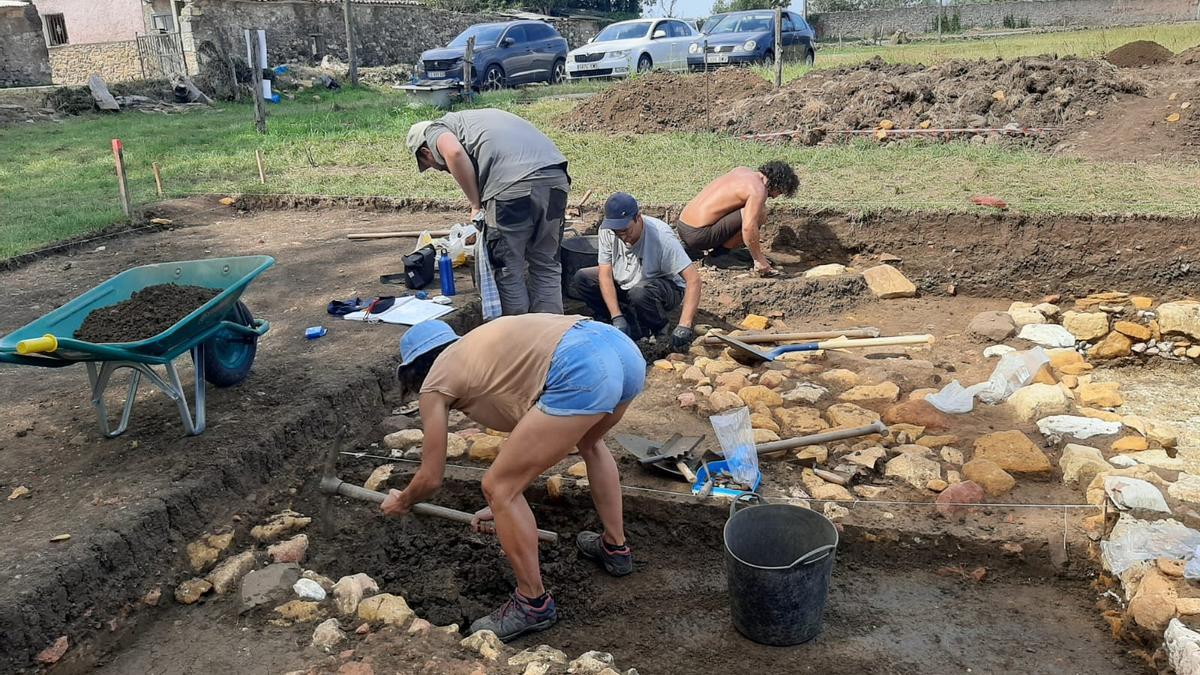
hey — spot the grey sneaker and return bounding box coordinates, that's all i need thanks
[468,592,557,642]
[576,531,633,577]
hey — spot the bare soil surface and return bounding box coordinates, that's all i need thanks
[561,55,1143,143]
[91,480,1141,675]
[1105,40,1176,68]
[74,284,220,343]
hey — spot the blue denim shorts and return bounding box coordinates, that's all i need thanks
[537,320,646,417]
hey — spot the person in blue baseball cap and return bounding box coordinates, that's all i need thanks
[381,313,646,641]
[571,192,702,353]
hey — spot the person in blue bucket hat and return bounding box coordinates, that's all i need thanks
[381,313,645,641]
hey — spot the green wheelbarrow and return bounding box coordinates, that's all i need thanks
[0,256,274,437]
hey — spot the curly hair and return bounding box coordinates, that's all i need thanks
[395,344,451,399]
[759,161,799,197]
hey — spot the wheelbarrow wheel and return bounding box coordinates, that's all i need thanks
[203,301,258,388]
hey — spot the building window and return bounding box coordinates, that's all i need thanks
[45,14,68,46]
[152,13,175,32]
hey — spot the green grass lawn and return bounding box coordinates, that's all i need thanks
[2,20,1199,258]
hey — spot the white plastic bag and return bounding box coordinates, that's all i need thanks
[709,407,759,486]
[976,347,1050,404]
[444,222,477,267]
[1185,546,1200,580]
[1105,476,1171,513]
[925,380,989,414]
[1100,515,1200,575]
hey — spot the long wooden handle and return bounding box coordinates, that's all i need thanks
[756,421,888,456]
[348,230,453,240]
[703,328,879,345]
[333,481,558,544]
[814,334,933,350]
[676,461,696,483]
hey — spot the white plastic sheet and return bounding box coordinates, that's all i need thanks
[1100,515,1200,575]
[976,347,1050,405]
[1104,476,1171,513]
[709,407,759,486]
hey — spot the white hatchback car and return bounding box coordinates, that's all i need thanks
[566,18,699,79]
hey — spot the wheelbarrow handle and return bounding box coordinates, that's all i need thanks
[218,318,270,338]
[16,334,58,355]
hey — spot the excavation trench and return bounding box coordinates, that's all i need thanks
[295,472,1138,675]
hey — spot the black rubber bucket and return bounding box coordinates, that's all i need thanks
[560,234,598,300]
[723,494,839,645]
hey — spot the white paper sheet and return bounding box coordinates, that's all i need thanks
[342,296,454,325]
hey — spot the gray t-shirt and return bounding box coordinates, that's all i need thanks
[598,216,692,291]
[424,109,568,203]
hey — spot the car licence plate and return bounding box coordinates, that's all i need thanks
[705,54,728,64]
[428,70,446,78]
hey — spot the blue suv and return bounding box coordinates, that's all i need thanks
[417,21,569,90]
[688,10,815,71]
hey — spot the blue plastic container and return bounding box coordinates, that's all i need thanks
[691,459,762,498]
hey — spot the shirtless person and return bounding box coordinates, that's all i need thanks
[675,161,798,275]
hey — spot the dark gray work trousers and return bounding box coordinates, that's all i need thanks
[572,266,684,339]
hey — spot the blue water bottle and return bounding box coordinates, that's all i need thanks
[438,247,456,297]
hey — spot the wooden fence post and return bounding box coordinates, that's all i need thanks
[247,29,267,134]
[112,139,132,220]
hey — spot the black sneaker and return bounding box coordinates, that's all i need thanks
[468,591,557,642]
[576,531,633,577]
[703,247,753,270]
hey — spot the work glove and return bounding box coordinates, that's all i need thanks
[670,325,696,353]
[611,315,634,339]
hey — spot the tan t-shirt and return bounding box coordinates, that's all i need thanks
[420,314,585,432]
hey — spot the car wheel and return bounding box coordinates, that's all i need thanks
[482,64,505,91]
[551,59,566,84]
[637,54,653,73]
[758,50,774,67]
[804,49,815,67]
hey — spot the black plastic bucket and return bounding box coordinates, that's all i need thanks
[560,234,598,300]
[723,494,839,645]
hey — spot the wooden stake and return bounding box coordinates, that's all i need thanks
[348,230,452,240]
[463,36,475,102]
[152,161,164,196]
[255,149,266,184]
[773,7,783,88]
[343,0,359,86]
[112,139,132,220]
[247,29,267,134]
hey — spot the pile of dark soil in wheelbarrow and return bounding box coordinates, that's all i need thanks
[75,283,219,343]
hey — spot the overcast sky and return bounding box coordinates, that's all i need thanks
[642,0,808,20]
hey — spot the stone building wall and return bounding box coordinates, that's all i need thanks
[48,40,143,84]
[810,0,1200,39]
[0,3,52,87]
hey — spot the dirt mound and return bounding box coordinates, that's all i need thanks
[1106,40,1175,68]
[1177,45,1200,66]
[75,284,219,343]
[559,56,1142,143]
[559,68,772,134]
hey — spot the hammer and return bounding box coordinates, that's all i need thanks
[318,431,559,544]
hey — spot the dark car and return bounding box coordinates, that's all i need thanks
[417,20,569,90]
[687,10,815,71]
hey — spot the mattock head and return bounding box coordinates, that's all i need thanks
[319,426,348,537]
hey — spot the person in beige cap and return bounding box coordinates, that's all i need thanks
[407,109,570,315]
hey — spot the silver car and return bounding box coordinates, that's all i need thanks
[566,18,699,79]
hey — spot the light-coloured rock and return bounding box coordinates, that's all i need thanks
[1168,474,1200,507]
[973,430,1051,474]
[312,618,347,652]
[682,365,708,385]
[332,573,379,615]
[844,446,886,469]
[1188,346,1200,359]
[862,264,916,298]
[839,382,900,402]
[1129,568,1178,631]
[818,369,860,389]
[509,645,570,668]
[738,385,782,408]
[707,390,743,413]
[1165,618,1200,675]
[753,428,780,443]
[1080,406,1123,422]
[35,636,69,665]
[1037,415,1122,441]
[927,479,948,492]
[1089,332,1133,360]
[962,459,1016,496]
[294,578,327,601]
[357,593,413,626]
[363,464,394,492]
[302,570,335,592]
[983,344,1016,358]
[1060,444,1109,487]
[462,629,504,661]
[1033,302,1060,318]
[384,429,424,451]
[795,445,828,463]
[274,600,323,623]
[968,311,1016,342]
[1111,436,1149,452]
[523,664,552,675]
[750,412,780,433]
[185,532,235,573]
[175,578,213,604]
[568,651,615,674]
[758,371,787,389]
[940,447,965,464]
[804,263,848,277]
[782,382,828,404]
[884,453,941,489]
[1007,383,1071,421]
[470,435,504,462]
[1008,302,1046,327]
[1148,422,1180,449]
[854,485,889,499]
[1078,382,1123,408]
[702,359,739,378]
[268,534,309,564]
[812,483,854,501]
[1061,311,1109,341]
[1113,321,1151,341]
[566,461,589,478]
[251,511,311,542]
[740,314,770,330]
[825,403,880,429]
[774,406,829,434]
[1158,301,1200,340]
[206,551,256,594]
[446,433,468,458]
[1018,323,1076,348]
[916,434,957,449]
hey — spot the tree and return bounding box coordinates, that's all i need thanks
[655,0,680,17]
[711,0,782,13]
